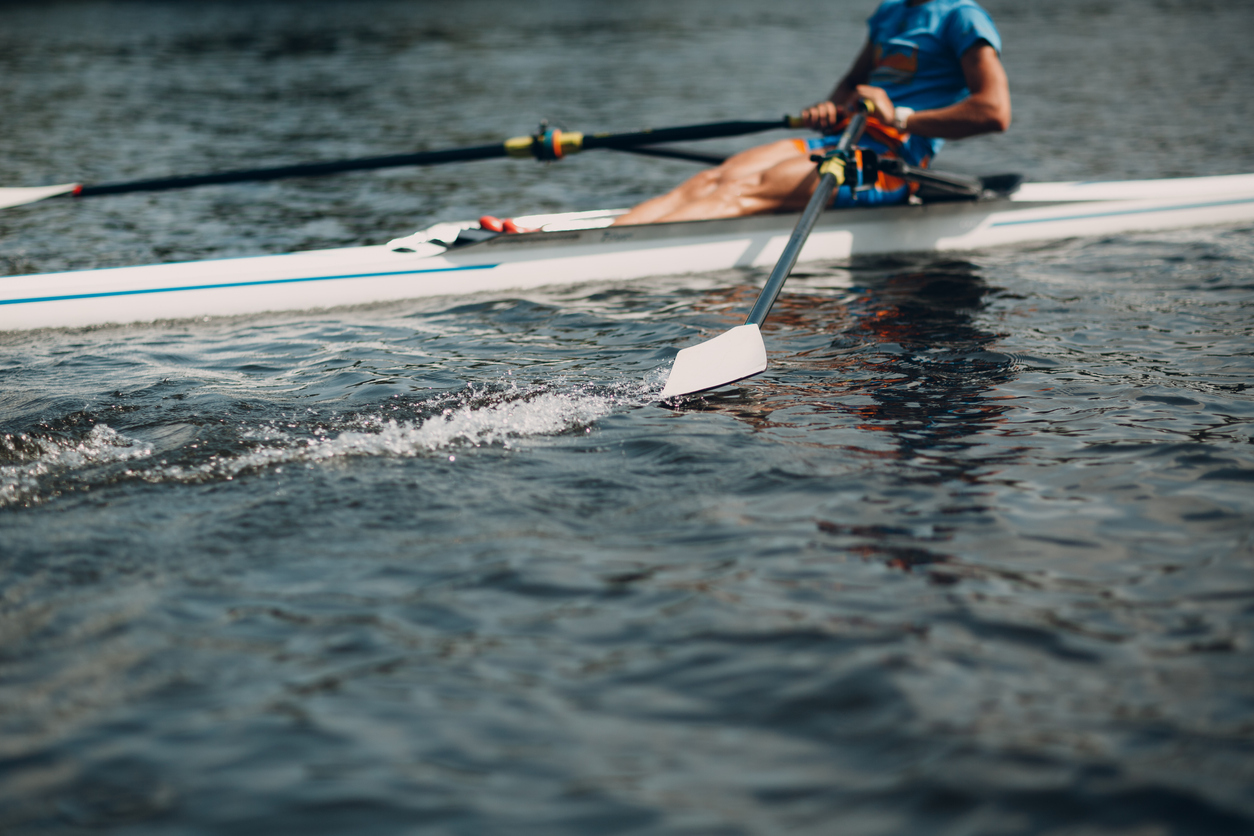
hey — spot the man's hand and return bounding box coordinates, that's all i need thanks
[847,85,897,128]
[802,84,898,134]
[801,100,842,133]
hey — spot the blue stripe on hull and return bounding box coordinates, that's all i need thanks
[0,263,497,307]
[990,196,1254,228]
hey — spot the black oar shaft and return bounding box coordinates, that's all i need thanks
[620,146,728,165]
[582,118,797,150]
[743,171,841,327]
[744,111,868,328]
[73,117,797,199]
[76,144,507,197]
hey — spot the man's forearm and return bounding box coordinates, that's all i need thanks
[906,44,1011,139]
[905,94,1010,139]
[829,80,857,107]
[830,42,875,106]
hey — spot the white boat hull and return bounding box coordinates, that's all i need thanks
[3,174,1254,331]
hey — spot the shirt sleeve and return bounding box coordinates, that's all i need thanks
[865,0,897,35]
[944,2,1002,57]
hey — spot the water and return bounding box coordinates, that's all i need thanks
[2,1,1253,833]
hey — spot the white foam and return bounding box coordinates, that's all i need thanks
[0,424,153,507]
[157,379,654,484]
[1,379,660,504]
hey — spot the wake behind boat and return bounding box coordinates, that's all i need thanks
[2,172,1253,332]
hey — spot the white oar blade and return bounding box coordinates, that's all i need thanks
[0,184,79,210]
[659,323,768,399]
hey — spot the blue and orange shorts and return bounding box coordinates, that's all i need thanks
[792,121,928,208]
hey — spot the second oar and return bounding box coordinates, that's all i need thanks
[658,106,872,399]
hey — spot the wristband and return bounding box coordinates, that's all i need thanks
[893,106,914,132]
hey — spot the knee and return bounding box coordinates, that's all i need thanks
[677,167,724,195]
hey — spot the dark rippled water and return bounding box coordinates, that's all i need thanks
[2,1,1254,833]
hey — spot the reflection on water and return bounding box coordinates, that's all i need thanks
[828,260,1015,463]
[686,257,1020,573]
[825,260,1017,570]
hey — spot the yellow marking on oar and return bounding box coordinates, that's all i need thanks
[504,135,535,158]
[504,131,586,159]
[818,155,847,187]
[556,131,584,155]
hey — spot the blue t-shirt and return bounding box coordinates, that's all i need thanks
[864,0,1002,162]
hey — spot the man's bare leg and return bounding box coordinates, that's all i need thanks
[650,154,819,222]
[612,139,817,226]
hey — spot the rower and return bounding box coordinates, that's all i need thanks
[611,0,1011,226]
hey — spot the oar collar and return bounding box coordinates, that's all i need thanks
[505,125,586,160]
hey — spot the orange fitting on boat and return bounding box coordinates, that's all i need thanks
[501,218,538,234]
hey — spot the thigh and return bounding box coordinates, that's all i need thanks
[717,138,809,180]
[746,153,821,213]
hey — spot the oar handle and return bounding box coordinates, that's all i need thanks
[743,109,869,327]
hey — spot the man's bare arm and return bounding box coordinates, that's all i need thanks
[857,44,1011,138]
[801,41,875,132]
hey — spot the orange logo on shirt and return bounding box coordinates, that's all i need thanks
[870,43,918,86]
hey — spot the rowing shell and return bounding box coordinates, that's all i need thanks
[3,173,1253,332]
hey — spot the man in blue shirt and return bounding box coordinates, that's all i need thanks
[612,0,1010,225]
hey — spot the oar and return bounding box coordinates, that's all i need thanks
[0,117,801,209]
[620,145,729,165]
[658,106,870,400]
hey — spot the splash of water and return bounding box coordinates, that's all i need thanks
[162,382,641,483]
[0,378,659,507]
[0,424,154,507]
